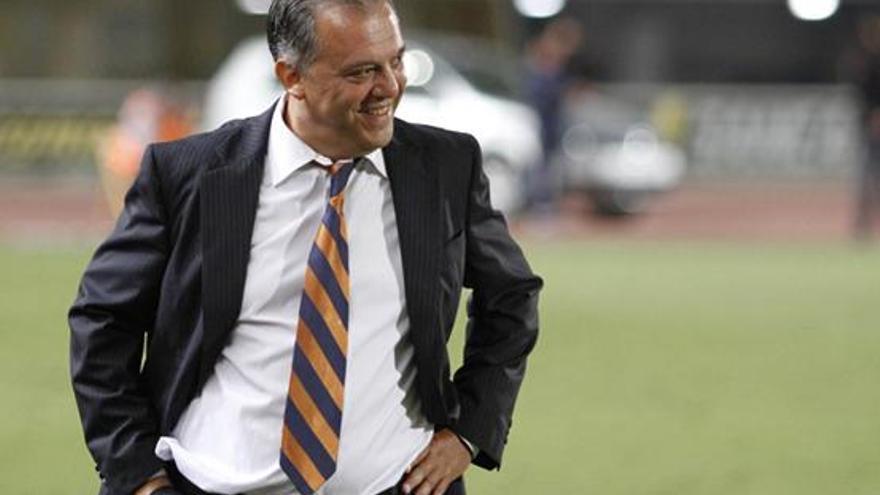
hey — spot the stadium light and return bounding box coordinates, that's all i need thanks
[787,0,839,22]
[402,50,435,87]
[513,0,567,19]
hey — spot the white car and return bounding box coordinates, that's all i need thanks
[202,36,541,214]
[560,92,686,215]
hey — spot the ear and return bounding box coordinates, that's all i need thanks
[275,60,306,99]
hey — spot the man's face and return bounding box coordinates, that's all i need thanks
[283,1,406,159]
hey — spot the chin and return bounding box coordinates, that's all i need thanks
[359,126,394,151]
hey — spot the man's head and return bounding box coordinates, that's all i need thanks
[267,0,406,160]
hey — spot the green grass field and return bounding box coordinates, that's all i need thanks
[1,240,878,494]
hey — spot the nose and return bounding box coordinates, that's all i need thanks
[372,65,404,99]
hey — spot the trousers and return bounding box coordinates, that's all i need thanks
[165,463,465,495]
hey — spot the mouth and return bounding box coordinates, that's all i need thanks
[358,102,393,120]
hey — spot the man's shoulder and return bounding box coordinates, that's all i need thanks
[392,118,477,151]
[138,107,272,197]
[151,110,270,165]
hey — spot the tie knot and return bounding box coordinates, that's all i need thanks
[329,160,355,198]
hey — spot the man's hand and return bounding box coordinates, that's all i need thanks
[133,475,174,495]
[402,429,471,495]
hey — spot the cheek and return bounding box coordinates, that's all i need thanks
[345,89,372,112]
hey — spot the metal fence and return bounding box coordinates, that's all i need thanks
[565,83,863,180]
[0,79,203,173]
[0,79,864,179]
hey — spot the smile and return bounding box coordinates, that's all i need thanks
[360,104,392,117]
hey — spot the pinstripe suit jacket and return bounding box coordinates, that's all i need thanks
[69,105,542,495]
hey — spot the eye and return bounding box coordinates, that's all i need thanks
[345,66,376,82]
[390,55,403,70]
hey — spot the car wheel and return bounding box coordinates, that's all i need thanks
[589,189,647,216]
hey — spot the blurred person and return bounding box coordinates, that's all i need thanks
[98,88,193,216]
[69,1,542,495]
[523,17,583,211]
[853,15,880,240]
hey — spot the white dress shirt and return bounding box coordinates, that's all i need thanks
[155,97,433,495]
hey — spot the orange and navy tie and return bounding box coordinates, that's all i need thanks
[281,160,355,494]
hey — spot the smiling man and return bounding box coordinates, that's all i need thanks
[69,1,542,495]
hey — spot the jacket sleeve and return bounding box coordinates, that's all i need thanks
[452,135,543,470]
[69,145,169,495]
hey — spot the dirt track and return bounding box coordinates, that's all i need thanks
[514,180,858,242]
[0,175,863,244]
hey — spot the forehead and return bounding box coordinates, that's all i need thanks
[312,2,403,64]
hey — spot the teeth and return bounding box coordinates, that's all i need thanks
[362,105,390,116]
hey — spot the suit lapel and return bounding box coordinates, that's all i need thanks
[199,106,272,386]
[198,114,447,397]
[384,122,446,413]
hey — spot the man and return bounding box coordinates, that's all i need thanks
[523,18,582,210]
[854,15,880,240]
[69,1,541,494]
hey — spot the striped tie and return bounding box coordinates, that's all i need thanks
[281,160,355,495]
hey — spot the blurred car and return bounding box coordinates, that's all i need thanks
[559,91,686,215]
[202,35,541,214]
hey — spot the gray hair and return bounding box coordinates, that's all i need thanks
[267,0,395,71]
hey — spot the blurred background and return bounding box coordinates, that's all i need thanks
[1,0,879,493]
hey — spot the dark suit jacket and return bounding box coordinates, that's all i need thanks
[69,106,542,495]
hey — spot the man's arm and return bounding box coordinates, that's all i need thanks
[69,145,170,495]
[403,134,541,494]
[453,135,542,469]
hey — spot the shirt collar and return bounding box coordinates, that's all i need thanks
[267,94,387,187]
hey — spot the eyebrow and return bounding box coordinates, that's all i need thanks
[340,45,407,73]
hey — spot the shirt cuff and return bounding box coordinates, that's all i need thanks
[453,432,478,460]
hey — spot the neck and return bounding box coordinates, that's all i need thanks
[282,95,352,161]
